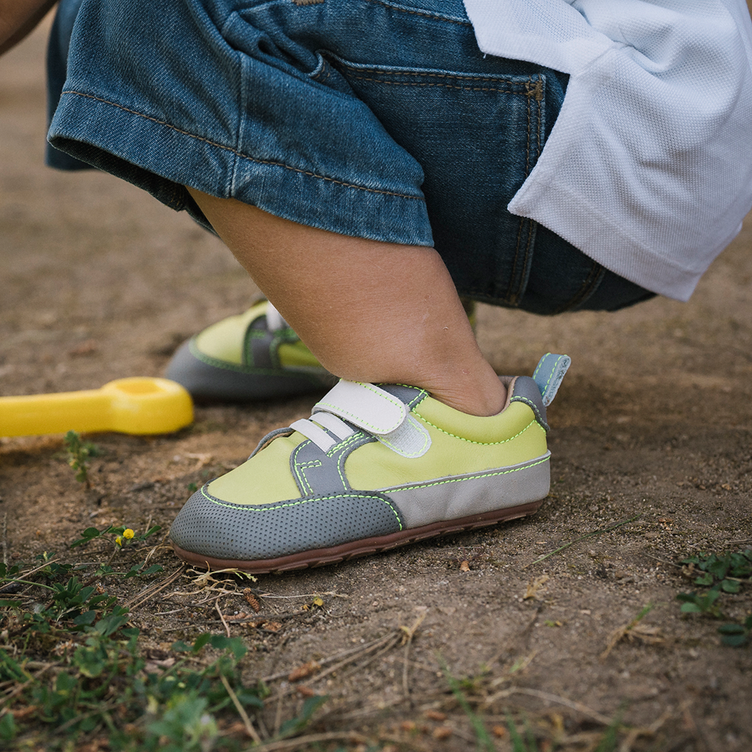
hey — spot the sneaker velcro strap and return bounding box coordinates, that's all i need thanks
[313,381,431,458]
[314,381,408,434]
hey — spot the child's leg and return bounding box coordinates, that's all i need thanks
[186,188,506,417]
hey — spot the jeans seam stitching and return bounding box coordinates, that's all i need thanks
[342,76,521,92]
[60,90,425,201]
[338,67,520,83]
[504,83,533,305]
[363,0,472,27]
[551,263,606,315]
[519,77,539,300]
[334,63,526,88]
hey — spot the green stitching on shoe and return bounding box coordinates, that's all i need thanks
[533,352,565,394]
[200,487,404,530]
[394,385,430,405]
[292,455,322,495]
[532,353,548,381]
[379,455,550,494]
[325,432,364,458]
[510,395,549,429]
[412,414,543,445]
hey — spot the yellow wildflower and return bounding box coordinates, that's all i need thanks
[123,528,135,540]
[115,536,123,547]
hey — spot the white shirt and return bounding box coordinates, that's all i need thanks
[463,0,752,300]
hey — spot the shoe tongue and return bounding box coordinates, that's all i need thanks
[313,381,409,435]
[264,302,287,332]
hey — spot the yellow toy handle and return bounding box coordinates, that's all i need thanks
[0,377,194,437]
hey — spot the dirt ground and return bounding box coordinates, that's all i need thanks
[1,17,751,752]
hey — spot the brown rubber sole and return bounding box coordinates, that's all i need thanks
[170,499,542,574]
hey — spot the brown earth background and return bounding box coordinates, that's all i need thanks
[1,14,751,752]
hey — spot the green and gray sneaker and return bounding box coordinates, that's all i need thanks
[165,300,337,402]
[166,298,477,403]
[170,353,570,573]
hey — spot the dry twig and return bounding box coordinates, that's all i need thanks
[529,515,640,566]
[401,610,427,698]
[123,564,185,611]
[252,731,370,752]
[216,599,231,638]
[220,673,262,743]
[483,687,613,726]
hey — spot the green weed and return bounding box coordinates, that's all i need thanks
[677,548,752,646]
[62,430,102,488]
[717,614,752,647]
[69,523,161,550]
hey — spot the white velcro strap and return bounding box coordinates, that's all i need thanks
[379,414,431,458]
[290,418,336,452]
[310,412,356,440]
[314,381,407,435]
[313,381,431,458]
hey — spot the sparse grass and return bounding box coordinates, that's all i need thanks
[440,659,495,751]
[0,525,327,750]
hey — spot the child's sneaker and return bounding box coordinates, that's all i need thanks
[165,300,337,402]
[170,354,570,573]
[166,299,477,403]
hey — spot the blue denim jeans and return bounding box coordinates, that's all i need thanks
[48,0,653,314]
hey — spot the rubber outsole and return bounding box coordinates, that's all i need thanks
[170,499,542,573]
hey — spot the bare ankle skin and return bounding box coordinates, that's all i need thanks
[186,188,507,416]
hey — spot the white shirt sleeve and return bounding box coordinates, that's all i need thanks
[464,0,752,300]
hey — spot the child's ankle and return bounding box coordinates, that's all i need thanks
[428,372,507,417]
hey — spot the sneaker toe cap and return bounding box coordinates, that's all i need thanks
[165,339,328,402]
[169,486,405,562]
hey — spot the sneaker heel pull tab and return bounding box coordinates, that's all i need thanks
[532,354,571,406]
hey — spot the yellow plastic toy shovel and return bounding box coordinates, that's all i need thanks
[0,377,193,437]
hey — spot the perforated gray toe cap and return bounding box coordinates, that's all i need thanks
[170,486,405,561]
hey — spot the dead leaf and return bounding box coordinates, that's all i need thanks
[524,574,550,600]
[432,726,453,740]
[288,660,320,682]
[424,710,447,721]
[68,340,98,357]
[601,620,664,661]
[628,624,665,645]
[10,705,39,721]
[459,560,470,572]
